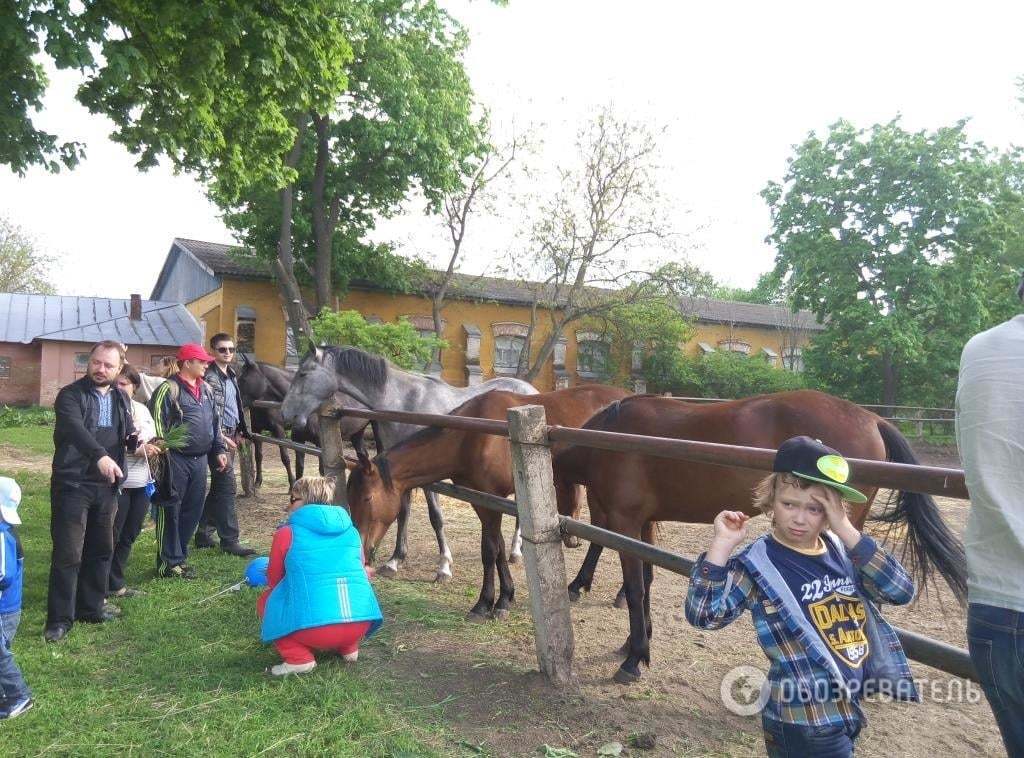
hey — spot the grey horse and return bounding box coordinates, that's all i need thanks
[281,345,538,582]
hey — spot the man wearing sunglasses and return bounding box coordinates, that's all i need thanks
[195,334,255,557]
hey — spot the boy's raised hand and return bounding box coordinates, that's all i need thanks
[811,487,862,549]
[706,510,750,566]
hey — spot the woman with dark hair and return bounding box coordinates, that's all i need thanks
[108,365,160,598]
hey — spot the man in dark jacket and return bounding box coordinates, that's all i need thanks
[149,343,228,579]
[45,340,134,642]
[195,333,255,556]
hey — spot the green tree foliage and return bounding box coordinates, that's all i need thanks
[647,351,806,399]
[308,309,445,371]
[0,217,56,293]
[710,272,786,305]
[762,118,1024,407]
[218,0,481,316]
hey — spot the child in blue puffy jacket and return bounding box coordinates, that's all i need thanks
[0,477,32,719]
[256,476,383,677]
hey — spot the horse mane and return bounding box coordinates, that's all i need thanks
[323,346,389,390]
[374,424,448,489]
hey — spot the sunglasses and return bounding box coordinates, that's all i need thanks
[216,347,236,354]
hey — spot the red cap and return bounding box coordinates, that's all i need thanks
[176,343,216,362]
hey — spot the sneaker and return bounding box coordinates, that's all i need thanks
[102,601,123,617]
[267,661,316,677]
[342,651,359,663]
[108,587,145,599]
[43,624,70,643]
[2,697,34,720]
[162,564,196,579]
[194,534,217,549]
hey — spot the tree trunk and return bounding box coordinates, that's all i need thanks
[881,351,898,409]
[274,123,311,352]
[311,114,334,312]
[524,315,567,383]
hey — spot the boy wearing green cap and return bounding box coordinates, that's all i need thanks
[685,436,917,757]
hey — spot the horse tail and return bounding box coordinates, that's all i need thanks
[872,421,967,604]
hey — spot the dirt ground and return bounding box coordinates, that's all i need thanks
[228,442,1003,758]
[5,437,999,757]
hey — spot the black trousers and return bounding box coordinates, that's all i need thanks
[154,452,208,571]
[108,487,151,592]
[47,481,117,627]
[197,448,239,545]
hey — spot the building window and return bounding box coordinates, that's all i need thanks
[782,347,804,372]
[74,352,90,373]
[494,335,526,373]
[577,340,610,377]
[236,305,257,355]
[717,339,751,355]
[0,357,9,380]
[760,346,779,366]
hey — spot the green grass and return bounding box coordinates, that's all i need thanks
[1,468,458,755]
[0,425,55,456]
[0,405,56,430]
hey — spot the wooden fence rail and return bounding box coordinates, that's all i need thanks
[249,400,977,687]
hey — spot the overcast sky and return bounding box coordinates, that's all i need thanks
[2,0,1022,300]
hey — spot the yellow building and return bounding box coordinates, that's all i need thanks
[150,238,821,392]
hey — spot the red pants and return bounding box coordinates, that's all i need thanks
[258,592,372,665]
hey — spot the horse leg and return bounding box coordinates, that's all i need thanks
[563,484,585,549]
[378,490,411,578]
[508,516,523,565]
[279,444,295,487]
[642,521,655,643]
[568,504,608,601]
[424,489,454,584]
[613,550,650,684]
[253,441,264,489]
[295,450,305,481]
[468,507,498,622]
[492,516,516,620]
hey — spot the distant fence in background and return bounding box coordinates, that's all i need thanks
[663,395,955,439]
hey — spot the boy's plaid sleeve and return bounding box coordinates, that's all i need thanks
[848,534,916,605]
[685,552,756,629]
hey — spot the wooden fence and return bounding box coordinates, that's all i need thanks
[250,399,976,687]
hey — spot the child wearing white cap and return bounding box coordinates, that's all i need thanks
[0,476,33,719]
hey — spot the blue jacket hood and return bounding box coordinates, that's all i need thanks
[287,503,353,536]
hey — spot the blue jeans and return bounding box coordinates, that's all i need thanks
[0,611,31,706]
[968,603,1024,758]
[762,716,860,757]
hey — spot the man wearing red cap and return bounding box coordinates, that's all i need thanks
[148,344,228,579]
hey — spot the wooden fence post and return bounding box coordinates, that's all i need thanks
[507,405,576,687]
[319,411,349,509]
[238,407,257,497]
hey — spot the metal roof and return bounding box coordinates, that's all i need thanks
[171,237,824,332]
[0,293,202,346]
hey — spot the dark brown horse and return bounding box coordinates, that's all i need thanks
[552,391,968,684]
[347,384,631,620]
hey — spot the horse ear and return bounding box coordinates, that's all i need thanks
[313,345,324,363]
[343,456,360,471]
[355,444,373,472]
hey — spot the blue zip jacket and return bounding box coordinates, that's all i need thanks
[0,522,24,614]
[261,504,383,643]
[686,533,918,729]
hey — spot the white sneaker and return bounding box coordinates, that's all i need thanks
[342,651,358,663]
[268,661,316,677]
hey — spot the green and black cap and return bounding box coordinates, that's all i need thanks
[772,436,867,504]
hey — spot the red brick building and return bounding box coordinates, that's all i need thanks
[0,293,201,407]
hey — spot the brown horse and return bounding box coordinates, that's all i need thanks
[347,384,631,620]
[552,391,967,684]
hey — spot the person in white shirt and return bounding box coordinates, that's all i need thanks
[108,365,161,598]
[955,271,1024,758]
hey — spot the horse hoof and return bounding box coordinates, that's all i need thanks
[567,588,581,602]
[376,564,399,579]
[433,572,452,585]
[508,553,521,565]
[466,610,491,624]
[613,666,641,685]
[563,535,582,549]
[493,608,510,621]
[613,594,628,610]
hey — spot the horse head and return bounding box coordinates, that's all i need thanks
[345,452,403,565]
[236,355,268,409]
[281,348,339,428]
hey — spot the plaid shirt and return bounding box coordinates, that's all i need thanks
[685,533,916,729]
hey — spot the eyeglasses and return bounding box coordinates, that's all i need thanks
[216,347,236,354]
